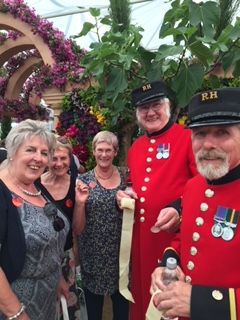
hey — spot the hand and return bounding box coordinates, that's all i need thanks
[153,281,192,319]
[57,276,69,301]
[153,207,180,233]
[116,189,138,208]
[75,180,89,204]
[150,265,185,294]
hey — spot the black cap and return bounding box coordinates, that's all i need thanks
[186,88,240,128]
[131,81,167,107]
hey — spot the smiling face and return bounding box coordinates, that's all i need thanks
[49,146,71,177]
[12,135,49,183]
[136,99,171,134]
[191,125,240,180]
[93,142,117,168]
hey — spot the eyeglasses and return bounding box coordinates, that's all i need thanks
[57,136,69,145]
[95,148,114,155]
[44,203,65,232]
[137,102,165,114]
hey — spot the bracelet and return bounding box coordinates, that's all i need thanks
[7,303,26,320]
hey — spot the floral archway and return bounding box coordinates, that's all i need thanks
[0,0,87,122]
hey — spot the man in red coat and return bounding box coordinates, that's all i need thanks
[116,80,197,320]
[151,87,240,320]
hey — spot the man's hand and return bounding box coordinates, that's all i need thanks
[153,281,192,319]
[153,207,181,233]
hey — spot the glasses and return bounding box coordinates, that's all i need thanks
[57,136,69,145]
[138,102,165,114]
[95,148,114,155]
[44,203,65,232]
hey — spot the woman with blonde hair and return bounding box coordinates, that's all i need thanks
[74,130,129,320]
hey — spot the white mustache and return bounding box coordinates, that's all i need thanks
[196,149,226,161]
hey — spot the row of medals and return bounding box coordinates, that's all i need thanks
[211,221,235,241]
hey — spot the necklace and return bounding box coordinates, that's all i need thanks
[94,166,114,180]
[8,169,41,197]
[17,185,41,197]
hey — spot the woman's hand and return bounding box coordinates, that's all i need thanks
[57,275,69,301]
[75,180,89,204]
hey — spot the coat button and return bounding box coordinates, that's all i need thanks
[205,189,214,198]
[196,217,204,226]
[140,208,145,214]
[200,203,208,211]
[146,167,151,172]
[147,157,152,162]
[187,261,194,270]
[141,186,147,191]
[150,139,156,144]
[190,246,197,255]
[140,197,145,203]
[140,217,145,222]
[144,177,150,182]
[148,147,154,152]
[185,275,192,283]
[192,232,200,241]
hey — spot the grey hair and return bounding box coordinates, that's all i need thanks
[135,97,171,128]
[92,131,119,151]
[5,119,57,161]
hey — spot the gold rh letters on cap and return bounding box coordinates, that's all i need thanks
[142,84,152,91]
[201,91,218,101]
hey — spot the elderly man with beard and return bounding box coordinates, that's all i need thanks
[150,88,240,320]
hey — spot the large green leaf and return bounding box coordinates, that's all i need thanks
[189,41,214,66]
[106,67,128,93]
[188,1,220,38]
[172,63,204,106]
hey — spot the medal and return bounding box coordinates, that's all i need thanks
[221,226,234,241]
[211,223,223,237]
[156,143,170,159]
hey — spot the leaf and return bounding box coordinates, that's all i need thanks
[78,22,95,37]
[208,74,220,89]
[172,63,204,107]
[189,41,214,66]
[106,67,128,94]
[89,8,101,17]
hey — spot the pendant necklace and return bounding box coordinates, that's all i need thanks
[94,166,114,180]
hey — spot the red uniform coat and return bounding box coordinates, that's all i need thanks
[163,168,240,320]
[127,121,197,320]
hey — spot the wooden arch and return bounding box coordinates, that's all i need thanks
[0,12,70,122]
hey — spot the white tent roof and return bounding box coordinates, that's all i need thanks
[25,0,171,50]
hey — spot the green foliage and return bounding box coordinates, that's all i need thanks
[72,0,240,119]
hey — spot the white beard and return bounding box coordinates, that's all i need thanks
[195,149,229,180]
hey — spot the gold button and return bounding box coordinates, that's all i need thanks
[205,189,214,198]
[141,186,147,191]
[200,203,208,211]
[150,139,156,144]
[144,177,150,182]
[140,197,145,203]
[190,246,197,255]
[146,167,151,172]
[185,275,192,283]
[147,157,152,162]
[187,261,194,270]
[196,217,204,226]
[192,232,200,241]
[148,147,154,152]
[140,208,145,214]
[140,217,145,222]
[212,290,223,300]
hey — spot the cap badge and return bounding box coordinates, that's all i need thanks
[142,84,152,91]
[201,91,218,101]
